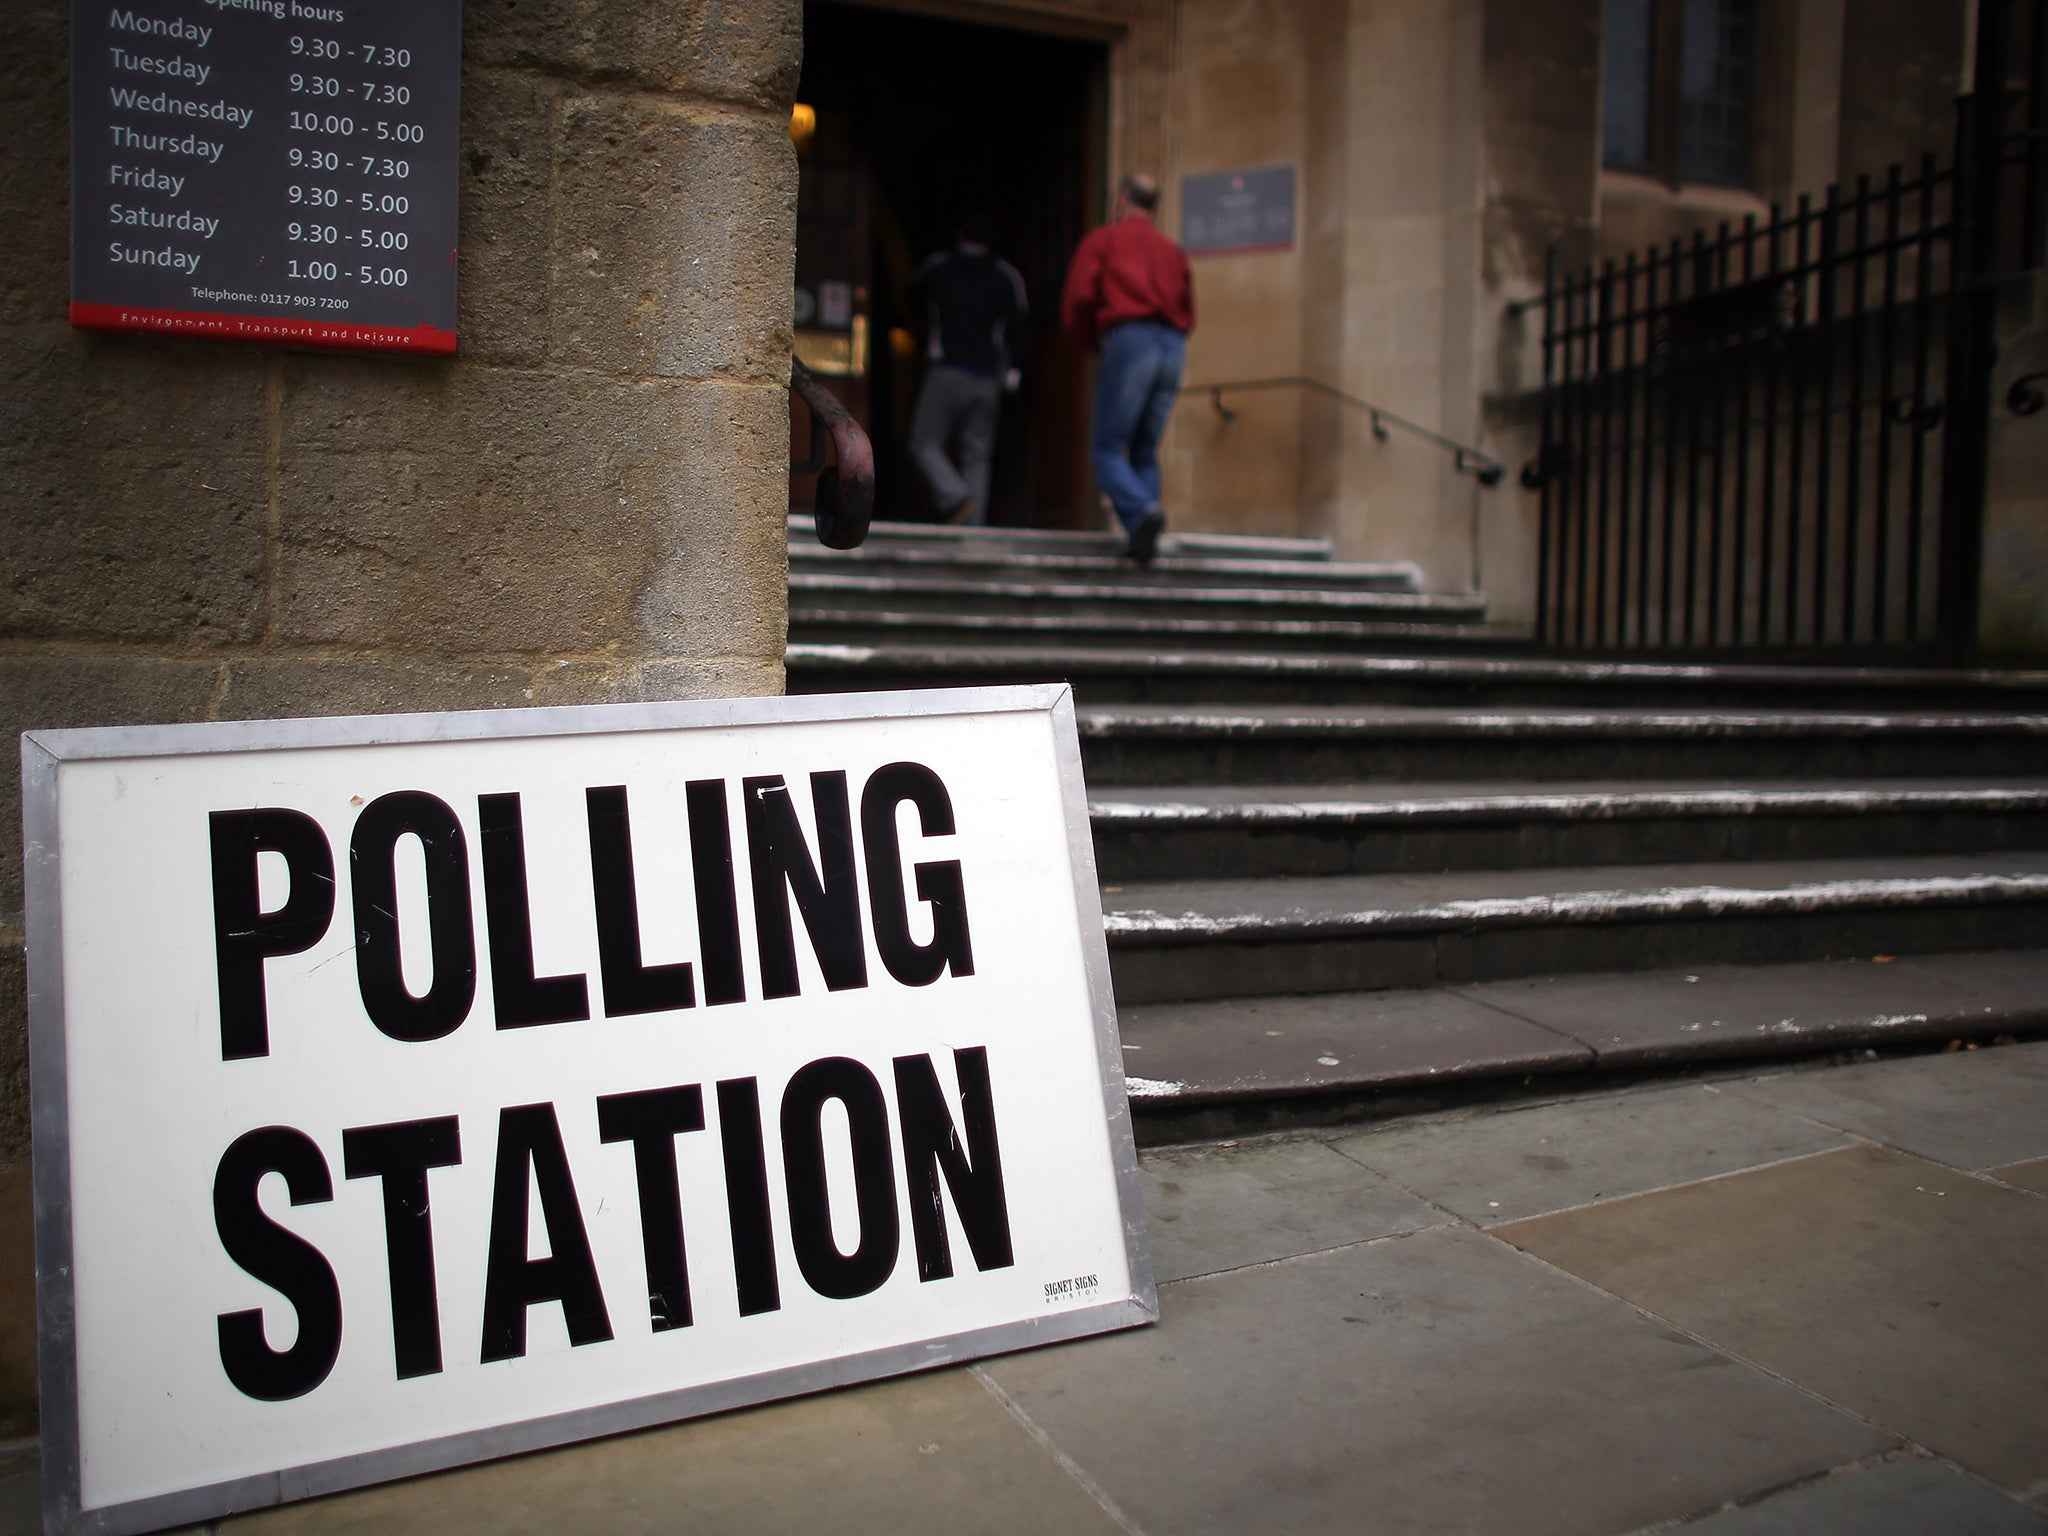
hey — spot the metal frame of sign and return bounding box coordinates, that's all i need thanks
[1181,164,1297,257]
[24,684,1154,1536]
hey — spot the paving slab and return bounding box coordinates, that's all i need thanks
[53,1370,1123,1536]
[1106,852,2048,931]
[1089,775,2048,813]
[1104,855,2048,1005]
[0,1448,34,1536]
[1667,1454,2048,1534]
[1329,1084,1850,1225]
[1721,1041,2048,1170]
[982,1227,1889,1536]
[1890,949,2048,1017]
[786,513,1337,562]
[1500,1144,2048,1495]
[1119,987,1588,1106]
[1138,1138,1447,1282]
[1454,956,2014,1067]
[1073,703,2048,733]
[793,606,1495,655]
[1990,1157,2048,1196]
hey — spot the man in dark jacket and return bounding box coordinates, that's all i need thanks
[1060,173,1195,564]
[906,228,1028,525]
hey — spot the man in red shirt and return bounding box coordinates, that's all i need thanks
[1061,174,1195,565]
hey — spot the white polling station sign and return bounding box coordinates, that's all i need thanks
[23,685,1154,1536]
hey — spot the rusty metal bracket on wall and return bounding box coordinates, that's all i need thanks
[789,356,874,549]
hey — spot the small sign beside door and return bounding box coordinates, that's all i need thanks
[1183,165,1296,256]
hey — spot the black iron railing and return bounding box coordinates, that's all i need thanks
[1525,0,2047,659]
[1188,376,1508,486]
[1528,159,1957,654]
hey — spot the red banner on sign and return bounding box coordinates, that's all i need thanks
[69,303,458,355]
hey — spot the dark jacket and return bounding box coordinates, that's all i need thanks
[910,244,1028,378]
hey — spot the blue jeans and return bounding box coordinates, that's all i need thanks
[1091,320,1185,534]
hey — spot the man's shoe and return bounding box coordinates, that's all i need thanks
[945,497,979,525]
[1125,508,1165,567]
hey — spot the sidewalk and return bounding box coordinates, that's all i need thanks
[6,1041,2047,1535]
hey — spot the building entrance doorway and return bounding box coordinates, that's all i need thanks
[792,3,1107,528]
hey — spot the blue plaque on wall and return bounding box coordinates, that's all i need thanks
[1182,165,1295,256]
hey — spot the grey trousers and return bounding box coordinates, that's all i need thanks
[908,364,1001,522]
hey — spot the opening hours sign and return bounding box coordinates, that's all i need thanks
[68,0,461,353]
[23,687,1155,1536]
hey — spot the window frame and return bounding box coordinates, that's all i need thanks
[1601,0,1763,193]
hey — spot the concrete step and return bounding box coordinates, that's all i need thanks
[789,605,1524,654]
[1100,852,2048,1003]
[791,542,1421,594]
[787,513,1339,563]
[1117,948,2048,1140]
[786,577,1480,627]
[1089,778,2048,880]
[787,642,2048,711]
[1074,704,2048,784]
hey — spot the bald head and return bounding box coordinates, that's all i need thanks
[1117,174,1160,215]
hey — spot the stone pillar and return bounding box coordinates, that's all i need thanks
[0,0,802,1434]
[1304,0,1486,590]
[1982,272,2048,659]
[1163,0,1315,538]
[1475,0,1602,633]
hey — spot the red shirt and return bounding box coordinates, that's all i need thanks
[1060,214,1195,351]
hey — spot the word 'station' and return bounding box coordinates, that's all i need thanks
[68,0,460,352]
[27,696,1150,1536]
[206,766,999,1401]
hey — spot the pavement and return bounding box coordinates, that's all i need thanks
[6,1039,2048,1536]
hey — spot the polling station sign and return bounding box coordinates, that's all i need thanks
[24,685,1153,1536]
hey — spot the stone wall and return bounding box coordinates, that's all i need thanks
[0,0,803,1435]
[1837,0,1966,182]
[1983,272,2048,660]
[1311,0,1488,587]
[1167,0,1496,585]
[1165,0,1312,539]
[968,0,1986,617]
[1474,0,1601,630]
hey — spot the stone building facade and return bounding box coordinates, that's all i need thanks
[802,0,2038,647]
[1,0,804,1434]
[1146,0,1985,628]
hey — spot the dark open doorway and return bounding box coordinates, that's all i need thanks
[793,3,1107,528]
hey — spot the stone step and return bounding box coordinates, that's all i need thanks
[786,576,1480,627]
[789,605,1522,654]
[1074,704,2048,784]
[791,541,1421,594]
[787,513,1339,563]
[1116,949,2048,1140]
[787,642,2048,710]
[1099,852,2048,1003]
[1089,779,2048,880]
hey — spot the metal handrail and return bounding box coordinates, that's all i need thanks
[789,356,874,548]
[1184,375,1508,486]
